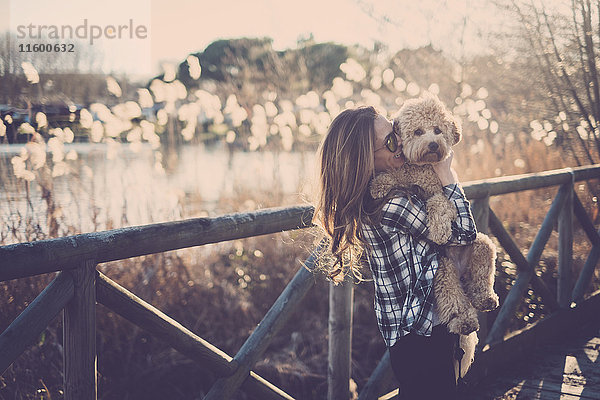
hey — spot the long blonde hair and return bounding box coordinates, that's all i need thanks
[313,106,379,283]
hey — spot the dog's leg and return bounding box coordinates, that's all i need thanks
[434,256,479,335]
[426,193,457,245]
[461,233,499,312]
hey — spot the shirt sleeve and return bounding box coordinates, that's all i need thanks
[380,194,429,239]
[443,183,477,245]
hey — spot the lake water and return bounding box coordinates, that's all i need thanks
[0,143,316,241]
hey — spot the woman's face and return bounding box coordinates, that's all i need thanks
[373,115,404,173]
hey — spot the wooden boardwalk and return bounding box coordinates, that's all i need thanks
[462,324,600,400]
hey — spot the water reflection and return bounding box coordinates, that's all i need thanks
[0,143,315,241]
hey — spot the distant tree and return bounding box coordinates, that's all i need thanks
[390,45,460,98]
[178,38,277,85]
[496,0,600,166]
[177,38,348,95]
[293,42,348,88]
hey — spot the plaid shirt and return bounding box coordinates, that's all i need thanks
[362,183,477,347]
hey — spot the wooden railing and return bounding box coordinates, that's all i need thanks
[1,165,600,400]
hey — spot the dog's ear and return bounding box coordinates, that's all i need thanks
[451,116,462,145]
[392,119,401,136]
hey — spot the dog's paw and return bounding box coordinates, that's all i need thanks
[425,193,457,244]
[471,291,499,312]
[447,303,479,335]
[447,312,480,335]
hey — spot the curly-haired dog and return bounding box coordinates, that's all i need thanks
[369,94,499,338]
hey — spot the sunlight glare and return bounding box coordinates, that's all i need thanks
[106,77,123,97]
[21,62,40,84]
[186,55,202,80]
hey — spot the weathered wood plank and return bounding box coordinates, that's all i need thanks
[494,380,598,400]
[95,272,292,400]
[377,388,399,400]
[489,331,600,398]
[357,350,395,400]
[328,278,354,400]
[467,289,600,385]
[462,328,600,400]
[486,184,569,346]
[463,165,600,199]
[63,259,97,400]
[488,209,558,312]
[558,182,574,309]
[0,272,73,374]
[203,248,320,400]
[0,206,315,281]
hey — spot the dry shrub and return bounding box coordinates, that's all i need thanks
[2,136,599,399]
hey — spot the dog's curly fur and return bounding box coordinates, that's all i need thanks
[369,94,499,377]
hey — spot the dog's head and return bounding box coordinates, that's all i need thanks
[394,93,462,165]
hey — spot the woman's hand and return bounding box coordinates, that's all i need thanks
[433,150,458,186]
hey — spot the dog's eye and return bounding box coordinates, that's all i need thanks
[414,129,423,136]
[434,126,442,135]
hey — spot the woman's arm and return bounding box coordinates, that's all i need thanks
[431,151,477,245]
[443,183,477,245]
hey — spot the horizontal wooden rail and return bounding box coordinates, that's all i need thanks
[0,206,314,282]
[95,272,292,400]
[0,272,73,373]
[463,165,600,199]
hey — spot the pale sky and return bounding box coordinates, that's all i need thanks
[2,0,510,79]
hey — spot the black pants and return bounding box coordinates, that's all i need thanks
[389,324,458,400]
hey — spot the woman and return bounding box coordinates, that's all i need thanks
[313,106,477,399]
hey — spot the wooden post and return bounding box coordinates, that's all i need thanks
[63,260,97,400]
[328,276,354,400]
[471,194,491,345]
[558,179,574,308]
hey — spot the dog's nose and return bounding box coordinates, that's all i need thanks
[428,142,439,152]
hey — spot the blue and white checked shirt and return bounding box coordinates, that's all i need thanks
[362,183,477,347]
